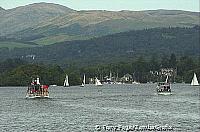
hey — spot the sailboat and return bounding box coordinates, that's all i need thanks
[63,74,69,87]
[95,77,103,86]
[132,80,140,84]
[191,73,199,86]
[80,74,86,87]
[132,73,140,84]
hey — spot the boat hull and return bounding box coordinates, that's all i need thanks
[157,92,172,95]
[26,94,49,99]
[190,84,199,86]
[95,84,103,86]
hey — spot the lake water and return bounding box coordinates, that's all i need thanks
[0,84,199,132]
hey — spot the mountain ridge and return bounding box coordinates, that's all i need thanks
[0,3,199,45]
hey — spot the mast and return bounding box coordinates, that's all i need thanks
[109,71,112,81]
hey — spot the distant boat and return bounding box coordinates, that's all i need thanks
[115,82,122,84]
[132,80,140,84]
[156,76,172,95]
[132,73,140,84]
[191,73,199,86]
[95,77,103,86]
[63,74,69,87]
[80,74,86,87]
[107,71,114,84]
[26,77,49,99]
[50,84,57,87]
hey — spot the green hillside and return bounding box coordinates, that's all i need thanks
[1,26,199,66]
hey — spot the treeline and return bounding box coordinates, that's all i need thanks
[0,59,80,86]
[79,54,200,83]
[0,54,199,86]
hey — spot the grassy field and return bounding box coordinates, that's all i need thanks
[0,34,91,49]
[32,34,91,45]
[0,41,38,49]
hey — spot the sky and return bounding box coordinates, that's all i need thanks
[0,0,199,12]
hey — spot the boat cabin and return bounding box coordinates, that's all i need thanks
[157,82,171,92]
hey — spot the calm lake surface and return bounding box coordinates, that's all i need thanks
[0,84,199,132]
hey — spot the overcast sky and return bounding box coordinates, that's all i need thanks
[1,0,199,12]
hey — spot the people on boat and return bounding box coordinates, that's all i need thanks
[41,85,49,96]
[26,78,49,98]
[157,83,171,92]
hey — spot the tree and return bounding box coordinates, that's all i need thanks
[169,53,177,68]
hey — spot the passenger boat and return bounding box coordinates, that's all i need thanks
[156,76,172,95]
[26,78,49,99]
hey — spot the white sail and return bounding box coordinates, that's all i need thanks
[80,74,86,87]
[95,77,103,86]
[109,71,112,81]
[83,74,86,84]
[36,77,40,85]
[64,74,69,87]
[191,73,199,86]
[165,75,169,83]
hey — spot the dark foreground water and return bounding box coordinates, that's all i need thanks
[0,84,199,132]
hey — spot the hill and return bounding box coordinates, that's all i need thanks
[0,3,199,45]
[0,3,75,35]
[0,7,5,12]
[1,26,199,66]
[12,9,199,42]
